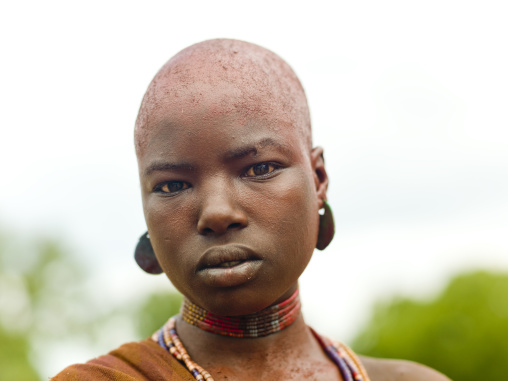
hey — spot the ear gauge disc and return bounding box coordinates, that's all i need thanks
[316,201,335,250]
[134,232,163,274]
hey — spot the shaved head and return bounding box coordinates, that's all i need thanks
[134,39,312,157]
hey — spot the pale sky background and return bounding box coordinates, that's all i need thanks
[1,0,508,377]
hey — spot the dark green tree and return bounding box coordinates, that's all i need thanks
[352,270,508,380]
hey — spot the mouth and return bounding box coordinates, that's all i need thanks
[197,244,261,270]
[213,260,244,268]
[197,245,263,287]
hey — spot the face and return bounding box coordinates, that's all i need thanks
[138,84,327,316]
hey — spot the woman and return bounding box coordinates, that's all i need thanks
[54,39,449,380]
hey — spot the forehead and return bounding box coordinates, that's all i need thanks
[141,89,304,168]
[150,80,294,128]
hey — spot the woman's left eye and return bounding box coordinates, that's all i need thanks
[244,163,279,177]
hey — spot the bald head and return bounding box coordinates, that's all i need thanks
[134,39,312,157]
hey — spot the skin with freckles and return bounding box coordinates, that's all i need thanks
[135,39,450,381]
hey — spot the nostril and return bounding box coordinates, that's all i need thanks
[202,227,214,234]
[228,222,242,230]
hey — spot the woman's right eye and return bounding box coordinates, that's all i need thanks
[154,181,190,195]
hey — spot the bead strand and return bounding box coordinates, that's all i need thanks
[162,321,182,360]
[153,318,214,381]
[167,318,206,381]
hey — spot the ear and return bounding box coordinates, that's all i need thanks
[310,146,328,209]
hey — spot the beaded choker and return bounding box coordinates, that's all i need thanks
[180,288,301,338]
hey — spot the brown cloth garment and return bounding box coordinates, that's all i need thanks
[52,339,195,380]
[53,333,371,380]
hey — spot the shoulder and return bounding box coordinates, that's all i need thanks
[359,356,451,381]
[52,339,194,380]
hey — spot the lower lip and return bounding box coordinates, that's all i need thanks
[198,260,262,288]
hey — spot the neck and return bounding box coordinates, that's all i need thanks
[175,310,330,378]
[180,288,301,338]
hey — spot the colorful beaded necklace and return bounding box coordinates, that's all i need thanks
[180,288,301,338]
[152,290,371,381]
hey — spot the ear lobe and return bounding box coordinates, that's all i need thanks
[310,146,328,208]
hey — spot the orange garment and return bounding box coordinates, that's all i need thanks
[52,339,195,380]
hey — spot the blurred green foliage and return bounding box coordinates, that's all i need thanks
[352,271,508,380]
[0,329,39,381]
[0,232,88,381]
[134,292,183,339]
[0,230,182,380]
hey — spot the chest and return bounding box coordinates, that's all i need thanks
[203,358,343,381]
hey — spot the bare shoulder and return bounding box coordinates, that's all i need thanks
[359,356,451,381]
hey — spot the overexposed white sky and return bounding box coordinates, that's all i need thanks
[1,0,508,376]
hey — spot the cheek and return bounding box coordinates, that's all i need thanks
[142,196,199,295]
[145,192,192,229]
[254,170,319,260]
[143,195,195,261]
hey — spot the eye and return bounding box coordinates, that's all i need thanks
[244,163,279,177]
[154,181,190,195]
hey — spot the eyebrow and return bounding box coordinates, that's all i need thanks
[144,138,292,176]
[144,161,195,177]
[223,138,292,161]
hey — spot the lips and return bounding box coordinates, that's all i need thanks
[196,244,262,287]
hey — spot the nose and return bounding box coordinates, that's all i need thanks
[197,181,248,235]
